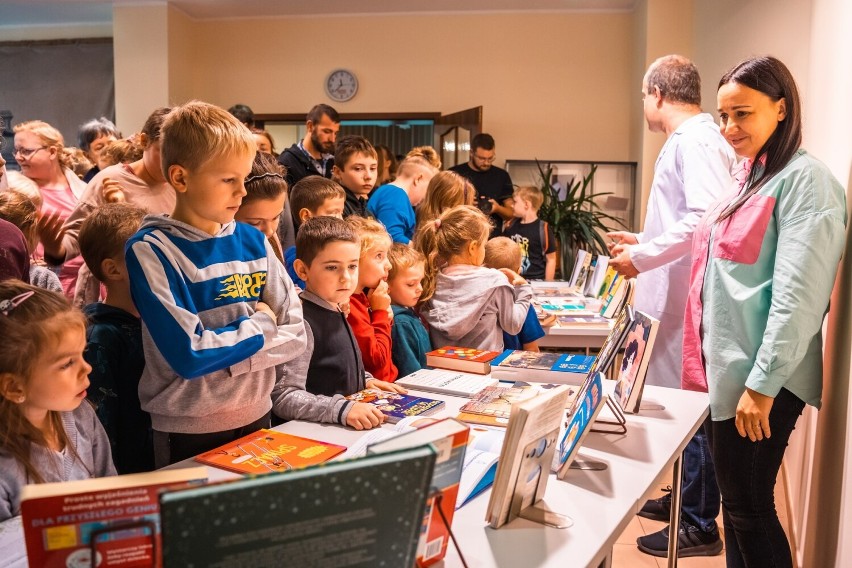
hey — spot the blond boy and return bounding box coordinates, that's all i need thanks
[484,236,546,351]
[503,186,557,280]
[125,101,306,467]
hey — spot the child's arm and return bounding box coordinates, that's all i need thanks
[545,252,557,280]
[494,274,534,336]
[348,286,399,382]
[271,323,354,425]
[125,236,281,379]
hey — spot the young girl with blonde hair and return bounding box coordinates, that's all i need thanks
[0,281,115,521]
[414,205,532,351]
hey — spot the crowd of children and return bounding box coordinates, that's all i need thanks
[0,100,554,521]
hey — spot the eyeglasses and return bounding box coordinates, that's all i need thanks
[13,147,47,159]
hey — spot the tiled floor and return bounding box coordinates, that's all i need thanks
[612,474,791,567]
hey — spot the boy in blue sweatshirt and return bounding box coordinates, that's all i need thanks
[387,243,431,376]
[125,102,306,467]
[367,156,437,244]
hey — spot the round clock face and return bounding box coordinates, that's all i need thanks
[325,69,358,102]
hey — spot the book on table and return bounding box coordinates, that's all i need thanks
[195,429,346,475]
[552,371,608,479]
[160,446,436,568]
[485,384,573,529]
[613,309,660,413]
[20,466,207,568]
[583,255,610,297]
[424,346,502,374]
[566,249,590,290]
[457,382,557,420]
[345,388,445,423]
[490,349,596,384]
[556,314,612,328]
[396,366,499,397]
[367,418,469,567]
[596,266,618,299]
[588,304,636,377]
[456,426,506,509]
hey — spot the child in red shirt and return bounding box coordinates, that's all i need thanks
[346,216,398,382]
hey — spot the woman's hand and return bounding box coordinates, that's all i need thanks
[37,210,67,260]
[735,388,774,441]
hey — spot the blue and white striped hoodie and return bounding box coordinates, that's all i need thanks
[126,215,306,434]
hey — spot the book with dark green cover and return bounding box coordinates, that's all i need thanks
[160,446,436,568]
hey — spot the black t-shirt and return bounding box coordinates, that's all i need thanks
[501,218,556,280]
[450,162,514,231]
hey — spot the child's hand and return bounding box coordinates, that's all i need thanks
[346,402,385,430]
[339,300,351,316]
[498,267,527,286]
[255,301,276,321]
[366,378,408,394]
[102,178,126,203]
[367,281,391,312]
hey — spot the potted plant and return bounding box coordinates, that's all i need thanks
[536,160,625,278]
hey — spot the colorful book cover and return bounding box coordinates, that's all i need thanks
[20,467,207,568]
[425,346,502,374]
[195,429,347,475]
[613,310,660,413]
[459,383,545,419]
[345,388,445,423]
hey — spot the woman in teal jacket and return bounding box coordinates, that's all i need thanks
[682,56,847,568]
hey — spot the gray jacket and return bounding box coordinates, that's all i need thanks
[0,403,116,521]
[424,265,533,352]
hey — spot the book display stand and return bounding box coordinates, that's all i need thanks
[511,435,574,529]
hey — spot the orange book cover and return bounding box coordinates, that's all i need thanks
[195,429,347,475]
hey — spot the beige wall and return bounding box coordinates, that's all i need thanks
[155,12,635,167]
[113,4,170,133]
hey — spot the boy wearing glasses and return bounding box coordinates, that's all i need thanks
[450,132,515,236]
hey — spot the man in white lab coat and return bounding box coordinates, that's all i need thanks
[608,55,736,558]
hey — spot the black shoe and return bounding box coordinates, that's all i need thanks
[637,486,672,522]
[636,522,723,558]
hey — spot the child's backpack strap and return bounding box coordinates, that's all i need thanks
[539,220,549,256]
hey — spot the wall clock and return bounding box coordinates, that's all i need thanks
[325,69,358,102]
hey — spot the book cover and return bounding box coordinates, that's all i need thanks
[490,350,596,385]
[161,447,436,568]
[596,266,618,299]
[425,346,502,374]
[20,467,207,568]
[613,310,660,413]
[459,383,548,419]
[396,367,498,397]
[195,429,346,475]
[566,249,589,289]
[456,427,506,509]
[583,255,610,297]
[485,385,572,528]
[367,419,469,567]
[345,388,445,423]
[588,305,636,378]
[553,372,607,479]
[572,252,594,295]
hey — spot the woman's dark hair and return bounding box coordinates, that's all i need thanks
[716,56,801,222]
[77,117,119,152]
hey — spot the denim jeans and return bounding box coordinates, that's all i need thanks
[707,388,805,568]
[681,417,721,532]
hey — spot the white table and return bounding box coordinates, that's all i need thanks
[169,382,708,568]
